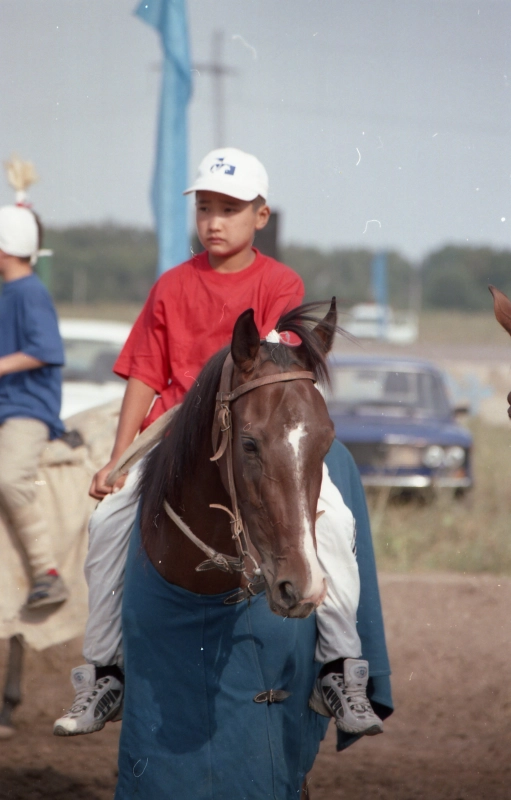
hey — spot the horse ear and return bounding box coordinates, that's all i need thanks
[489,286,511,337]
[312,297,337,353]
[231,308,260,372]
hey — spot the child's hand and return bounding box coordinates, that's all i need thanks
[89,461,127,499]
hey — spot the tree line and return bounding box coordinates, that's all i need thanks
[40,224,509,312]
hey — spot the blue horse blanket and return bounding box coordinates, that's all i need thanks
[115,440,392,799]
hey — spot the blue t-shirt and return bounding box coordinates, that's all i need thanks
[0,274,65,439]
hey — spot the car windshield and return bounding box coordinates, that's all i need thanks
[327,366,451,418]
[62,339,124,383]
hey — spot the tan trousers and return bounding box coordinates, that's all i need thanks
[0,417,57,578]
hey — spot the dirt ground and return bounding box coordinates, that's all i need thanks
[1,572,510,800]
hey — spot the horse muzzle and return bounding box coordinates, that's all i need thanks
[267,576,328,619]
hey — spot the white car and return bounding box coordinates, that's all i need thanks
[343,304,418,345]
[59,319,132,420]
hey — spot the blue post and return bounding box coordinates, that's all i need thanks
[136,0,192,276]
[371,251,388,340]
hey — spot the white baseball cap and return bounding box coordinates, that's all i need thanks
[184,148,269,202]
[0,205,38,258]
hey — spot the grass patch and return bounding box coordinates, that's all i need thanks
[415,310,509,347]
[56,302,142,323]
[370,419,511,574]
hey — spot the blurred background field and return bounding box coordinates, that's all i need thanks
[57,302,142,323]
[370,419,511,575]
[57,299,510,348]
[394,310,510,348]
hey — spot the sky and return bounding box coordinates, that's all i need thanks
[0,0,510,261]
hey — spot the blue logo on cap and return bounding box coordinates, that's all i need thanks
[210,157,236,176]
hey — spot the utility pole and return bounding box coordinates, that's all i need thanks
[195,31,237,148]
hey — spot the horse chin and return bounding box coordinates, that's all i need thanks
[286,601,316,619]
[267,596,317,619]
[265,580,327,619]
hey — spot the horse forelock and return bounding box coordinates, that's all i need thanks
[275,301,339,387]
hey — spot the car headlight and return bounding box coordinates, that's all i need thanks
[444,446,466,469]
[422,445,445,468]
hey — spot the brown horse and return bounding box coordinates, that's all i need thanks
[140,301,336,613]
[490,285,511,418]
[116,302,339,799]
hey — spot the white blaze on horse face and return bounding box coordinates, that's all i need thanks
[287,422,307,459]
[285,423,325,597]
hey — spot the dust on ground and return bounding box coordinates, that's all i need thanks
[1,572,510,800]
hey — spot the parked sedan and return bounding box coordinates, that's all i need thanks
[59,319,131,419]
[325,356,473,492]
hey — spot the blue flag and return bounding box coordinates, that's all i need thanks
[135,0,192,275]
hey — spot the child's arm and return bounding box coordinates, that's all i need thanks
[89,376,156,499]
[0,352,46,375]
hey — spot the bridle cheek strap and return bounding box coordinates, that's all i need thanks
[207,353,316,581]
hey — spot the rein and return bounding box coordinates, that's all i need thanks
[163,351,316,600]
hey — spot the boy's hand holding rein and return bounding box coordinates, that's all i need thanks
[89,462,127,500]
[89,377,155,499]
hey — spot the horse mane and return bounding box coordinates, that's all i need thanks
[139,302,338,536]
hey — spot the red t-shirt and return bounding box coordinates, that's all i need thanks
[114,249,304,429]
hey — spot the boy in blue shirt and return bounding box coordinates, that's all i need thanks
[0,203,68,608]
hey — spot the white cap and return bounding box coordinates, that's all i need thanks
[0,205,38,258]
[184,148,269,201]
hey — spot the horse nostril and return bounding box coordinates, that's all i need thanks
[277,581,299,608]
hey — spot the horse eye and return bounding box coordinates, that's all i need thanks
[241,438,258,454]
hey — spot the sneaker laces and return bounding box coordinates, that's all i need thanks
[329,674,373,715]
[68,678,108,716]
[343,685,373,715]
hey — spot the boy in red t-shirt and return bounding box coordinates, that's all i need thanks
[54,148,382,739]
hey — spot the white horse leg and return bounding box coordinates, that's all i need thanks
[0,635,24,738]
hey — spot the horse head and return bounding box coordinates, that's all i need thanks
[489,285,511,418]
[222,302,337,619]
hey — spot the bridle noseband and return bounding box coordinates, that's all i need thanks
[163,350,316,599]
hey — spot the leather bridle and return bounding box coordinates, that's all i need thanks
[163,350,316,601]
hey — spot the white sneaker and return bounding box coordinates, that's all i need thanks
[309,658,383,736]
[53,664,123,736]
